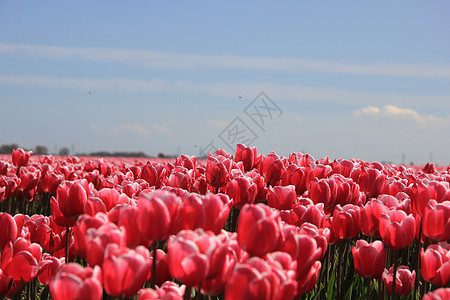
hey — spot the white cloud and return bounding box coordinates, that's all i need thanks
[91,124,152,137]
[152,125,173,135]
[206,119,228,128]
[354,105,447,126]
[1,43,450,78]
[1,74,449,110]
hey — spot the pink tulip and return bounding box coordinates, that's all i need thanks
[50,263,103,300]
[379,210,416,250]
[382,265,415,296]
[237,204,282,257]
[421,243,450,286]
[352,240,386,278]
[102,244,151,297]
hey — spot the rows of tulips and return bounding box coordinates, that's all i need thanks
[0,146,449,299]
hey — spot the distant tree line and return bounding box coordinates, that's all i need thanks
[0,144,152,158]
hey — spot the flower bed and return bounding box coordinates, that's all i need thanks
[0,146,449,299]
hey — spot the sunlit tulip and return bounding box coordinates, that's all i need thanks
[225,176,257,208]
[138,281,186,300]
[422,287,450,300]
[357,167,386,199]
[225,256,296,300]
[237,204,282,257]
[407,180,450,216]
[181,192,230,234]
[235,144,257,172]
[102,244,151,297]
[352,240,386,278]
[50,263,103,300]
[56,180,89,219]
[260,152,286,186]
[379,210,416,250]
[206,154,232,188]
[332,204,361,239]
[422,200,450,241]
[167,229,212,287]
[421,243,450,286]
[37,253,64,285]
[12,148,33,168]
[382,265,415,296]
[137,190,183,241]
[267,185,297,210]
[0,212,17,250]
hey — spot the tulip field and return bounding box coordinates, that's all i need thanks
[1,146,450,300]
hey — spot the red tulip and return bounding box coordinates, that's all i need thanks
[260,152,286,185]
[357,167,386,199]
[225,176,258,208]
[97,188,121,211]
[267,185,297,210]
[407,180,450,216]
[84,223,126,267]
[1,238,41,283]
[141,162,166,188]
[17,166,41,193]
[175,154,197,170]
[379,210,416,250]
[73,213,109,259]
[332,204,361,239]
[201,231,243,295]
[277,224,322,279]
[102,244,151,297]
[167,229,212,287]
[37,253,64,285]
[422,200,450,241]
[0,213,17,250]
[50,263,103,300]
[181,192,230,234]
[235,144,257,172]
[296,261,321,297]
[286,164,311,195]
[422,287,450,300]
[137,190,183,241]
[237,204,282,257]
[33,215,66,253]
[382,265,415,296]
[330,159,355,178]
[206,154,232,188]
[245,170,268,203]
[421,243,450,287]
[56,180,89,219]
[112,205,152,248]
[225,256,296,300]
[12,148,33,168]
[352,240,386,278]
[138,281,186,300]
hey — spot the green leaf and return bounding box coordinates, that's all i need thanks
[326,270,336,300]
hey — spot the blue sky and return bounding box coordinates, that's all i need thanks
[1,1,449,165]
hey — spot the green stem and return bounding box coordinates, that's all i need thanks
[184,286,192,300]
[413,221,423,300]
[65,226,70,263]
[392,249,399,298]
[151,243,157,288]
[337,241,345,300]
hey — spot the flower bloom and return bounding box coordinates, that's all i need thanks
[352,240,386,278]
[422,200,450,242]
[421,243,450,287]
[237,204,282,257]
[382,265,415,297]
[379,210,416,250]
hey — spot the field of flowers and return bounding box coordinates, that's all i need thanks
[0,145,449,300]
